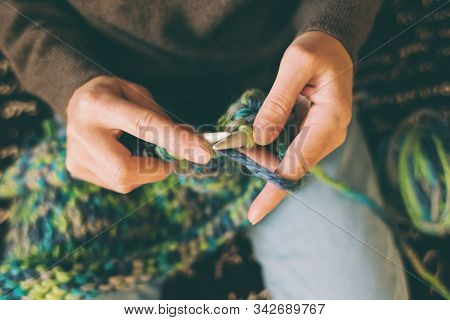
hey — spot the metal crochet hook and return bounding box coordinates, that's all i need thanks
[200,131,250,150]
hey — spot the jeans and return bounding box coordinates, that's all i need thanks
[248,117,409,299]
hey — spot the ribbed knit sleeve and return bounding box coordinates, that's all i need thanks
[0,0,105,118]
[294,0,382,61]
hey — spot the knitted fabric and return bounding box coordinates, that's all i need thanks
[0,94,449,300]
[0,0,449,300]
[1,89,448,300]
[0,89,303,299]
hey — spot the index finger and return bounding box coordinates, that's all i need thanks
[277,106,343,181]
[100,97,211,164]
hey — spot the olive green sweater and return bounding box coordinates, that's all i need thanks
[0,0,381,124]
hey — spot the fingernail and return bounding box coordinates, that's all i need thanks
[251,214,264,225]
[248,208,263,225]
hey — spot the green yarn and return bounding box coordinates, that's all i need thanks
[154,146,177,163]
[0,90,271,300]
[312,109,450,298]
[387,110,450,236]
[237,125,255,149]
[0,89,448,299]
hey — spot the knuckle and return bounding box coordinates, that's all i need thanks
[78,86,112,107]
[299,161,311,178]
[69,77,118,122]
[135,111,155,132]
[112,184,134,194]
[65,157,76,174]
[334,101,352,129]
[337,129,348,146]
[340,109,352,128]
[319,110,340,132]
[281,150,313,180]
[264,92,292,117]
[109,161,133,186]
[341,102,353,127]
[299,152,315,177]
[76,89,98,106]
[66,126,87,150]
[128,83,151,97]
[65,124,77,138]
[284,44,318,65]
[75,90,114,123]
[329,111,341,129]
[70,90,97,119]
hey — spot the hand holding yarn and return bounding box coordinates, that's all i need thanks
[249,31,354,224]
[65,76,211,193]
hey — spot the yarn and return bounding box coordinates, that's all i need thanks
[386,110,449,236]
[351,0,450,298]
[0,88,448,299]
[0,89,300,300]
[311,108,450,299]
[136,89,300,191]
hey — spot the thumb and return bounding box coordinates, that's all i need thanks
[253,46,314,145]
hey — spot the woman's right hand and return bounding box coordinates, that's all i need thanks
[65,76,211,193]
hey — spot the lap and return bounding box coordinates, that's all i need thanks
[249,118,409,299]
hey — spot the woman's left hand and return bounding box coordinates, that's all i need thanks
[248,31,354,224]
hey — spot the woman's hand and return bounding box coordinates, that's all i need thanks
[66,76,211,193]
[248,31,354,224]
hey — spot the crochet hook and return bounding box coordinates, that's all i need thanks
[201,131,250,150]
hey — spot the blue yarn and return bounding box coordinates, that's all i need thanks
[218,149,302,191]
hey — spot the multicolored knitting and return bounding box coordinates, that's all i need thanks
[0,89,302,299]
[1,90,449,300]
[1,0,449,298]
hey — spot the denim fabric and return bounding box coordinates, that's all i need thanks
[249,116,409,299]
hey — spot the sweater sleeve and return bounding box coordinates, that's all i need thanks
[0,0,105,118]
[294,0,382,61]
